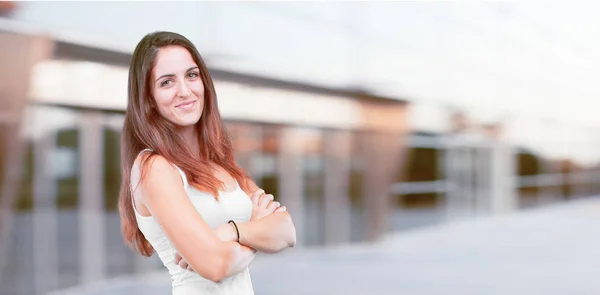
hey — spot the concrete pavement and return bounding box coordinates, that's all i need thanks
[46,197,600,295]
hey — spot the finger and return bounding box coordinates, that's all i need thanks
[174,253,181,264]
[260,194,272,207]
[252,189,264,199]
[259,194,274,207]
[178,259,188,269]
[275,206,287,212]
[251,189,264,205]
[267,201,280,212]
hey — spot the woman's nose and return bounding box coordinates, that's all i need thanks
[177,80,191,98]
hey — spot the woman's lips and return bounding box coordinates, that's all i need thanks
[176,100,196,109]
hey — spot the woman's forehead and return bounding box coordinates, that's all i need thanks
[153,46,196,75]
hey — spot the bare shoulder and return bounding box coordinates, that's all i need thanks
[131,153,181,201]
[133,152,174,175]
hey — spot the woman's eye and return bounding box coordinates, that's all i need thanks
[161,80,172,87]
[188,72,199,78]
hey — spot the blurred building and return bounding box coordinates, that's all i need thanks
[2,2,600,295]
[0,5,409,295]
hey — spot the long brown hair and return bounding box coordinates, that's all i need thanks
[119,31,252,257]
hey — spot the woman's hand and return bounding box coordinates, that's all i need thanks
[249,189,286,221]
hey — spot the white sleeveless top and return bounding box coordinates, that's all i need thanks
[132,149,255,295]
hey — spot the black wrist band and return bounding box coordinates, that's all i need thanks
[228,220,240,241]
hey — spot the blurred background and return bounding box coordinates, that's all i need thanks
[2,1,600,295]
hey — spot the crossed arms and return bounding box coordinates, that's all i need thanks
[175,188,295,277]
[133,155,296,283]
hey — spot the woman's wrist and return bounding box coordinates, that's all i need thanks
[228,220,240,242]
[214,223,238,242]
[234,221,249,245]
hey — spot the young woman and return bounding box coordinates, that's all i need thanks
[118,31,296,295]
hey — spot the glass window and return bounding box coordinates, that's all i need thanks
[55,127,80,209]
[400,147,441,208]
[227,122,281,199]
[258,125,281,199]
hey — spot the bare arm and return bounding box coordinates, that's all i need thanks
[211,187,285,274]
[202,188,295,271]
[176,223,257,277]
[135,155,242,283]
[234,185,296,254]
[175,214,294,273]
[222,243,256,277]
[210,223,257,277]
[175,189,289,273]
[236,211,296,254]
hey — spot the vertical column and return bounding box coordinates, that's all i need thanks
[361,132,404,241]
[323,130,351,246]
[436,138,448,215]
[444,135,459,220]
[453,139,468,219]
[489,140,503,215]
[539,158,558,205]
[465,144,476,217]
[506,144,519,211]
[446,135,472,220]
[0,33,54,278]
[78,111,106,283]
[489,141,518,214]
[33,132,59,294]
[475,141,491,215]
[277,128,305,246]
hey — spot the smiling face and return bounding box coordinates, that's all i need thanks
[151,45,205,131]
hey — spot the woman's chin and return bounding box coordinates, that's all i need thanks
[172,114,201,127]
